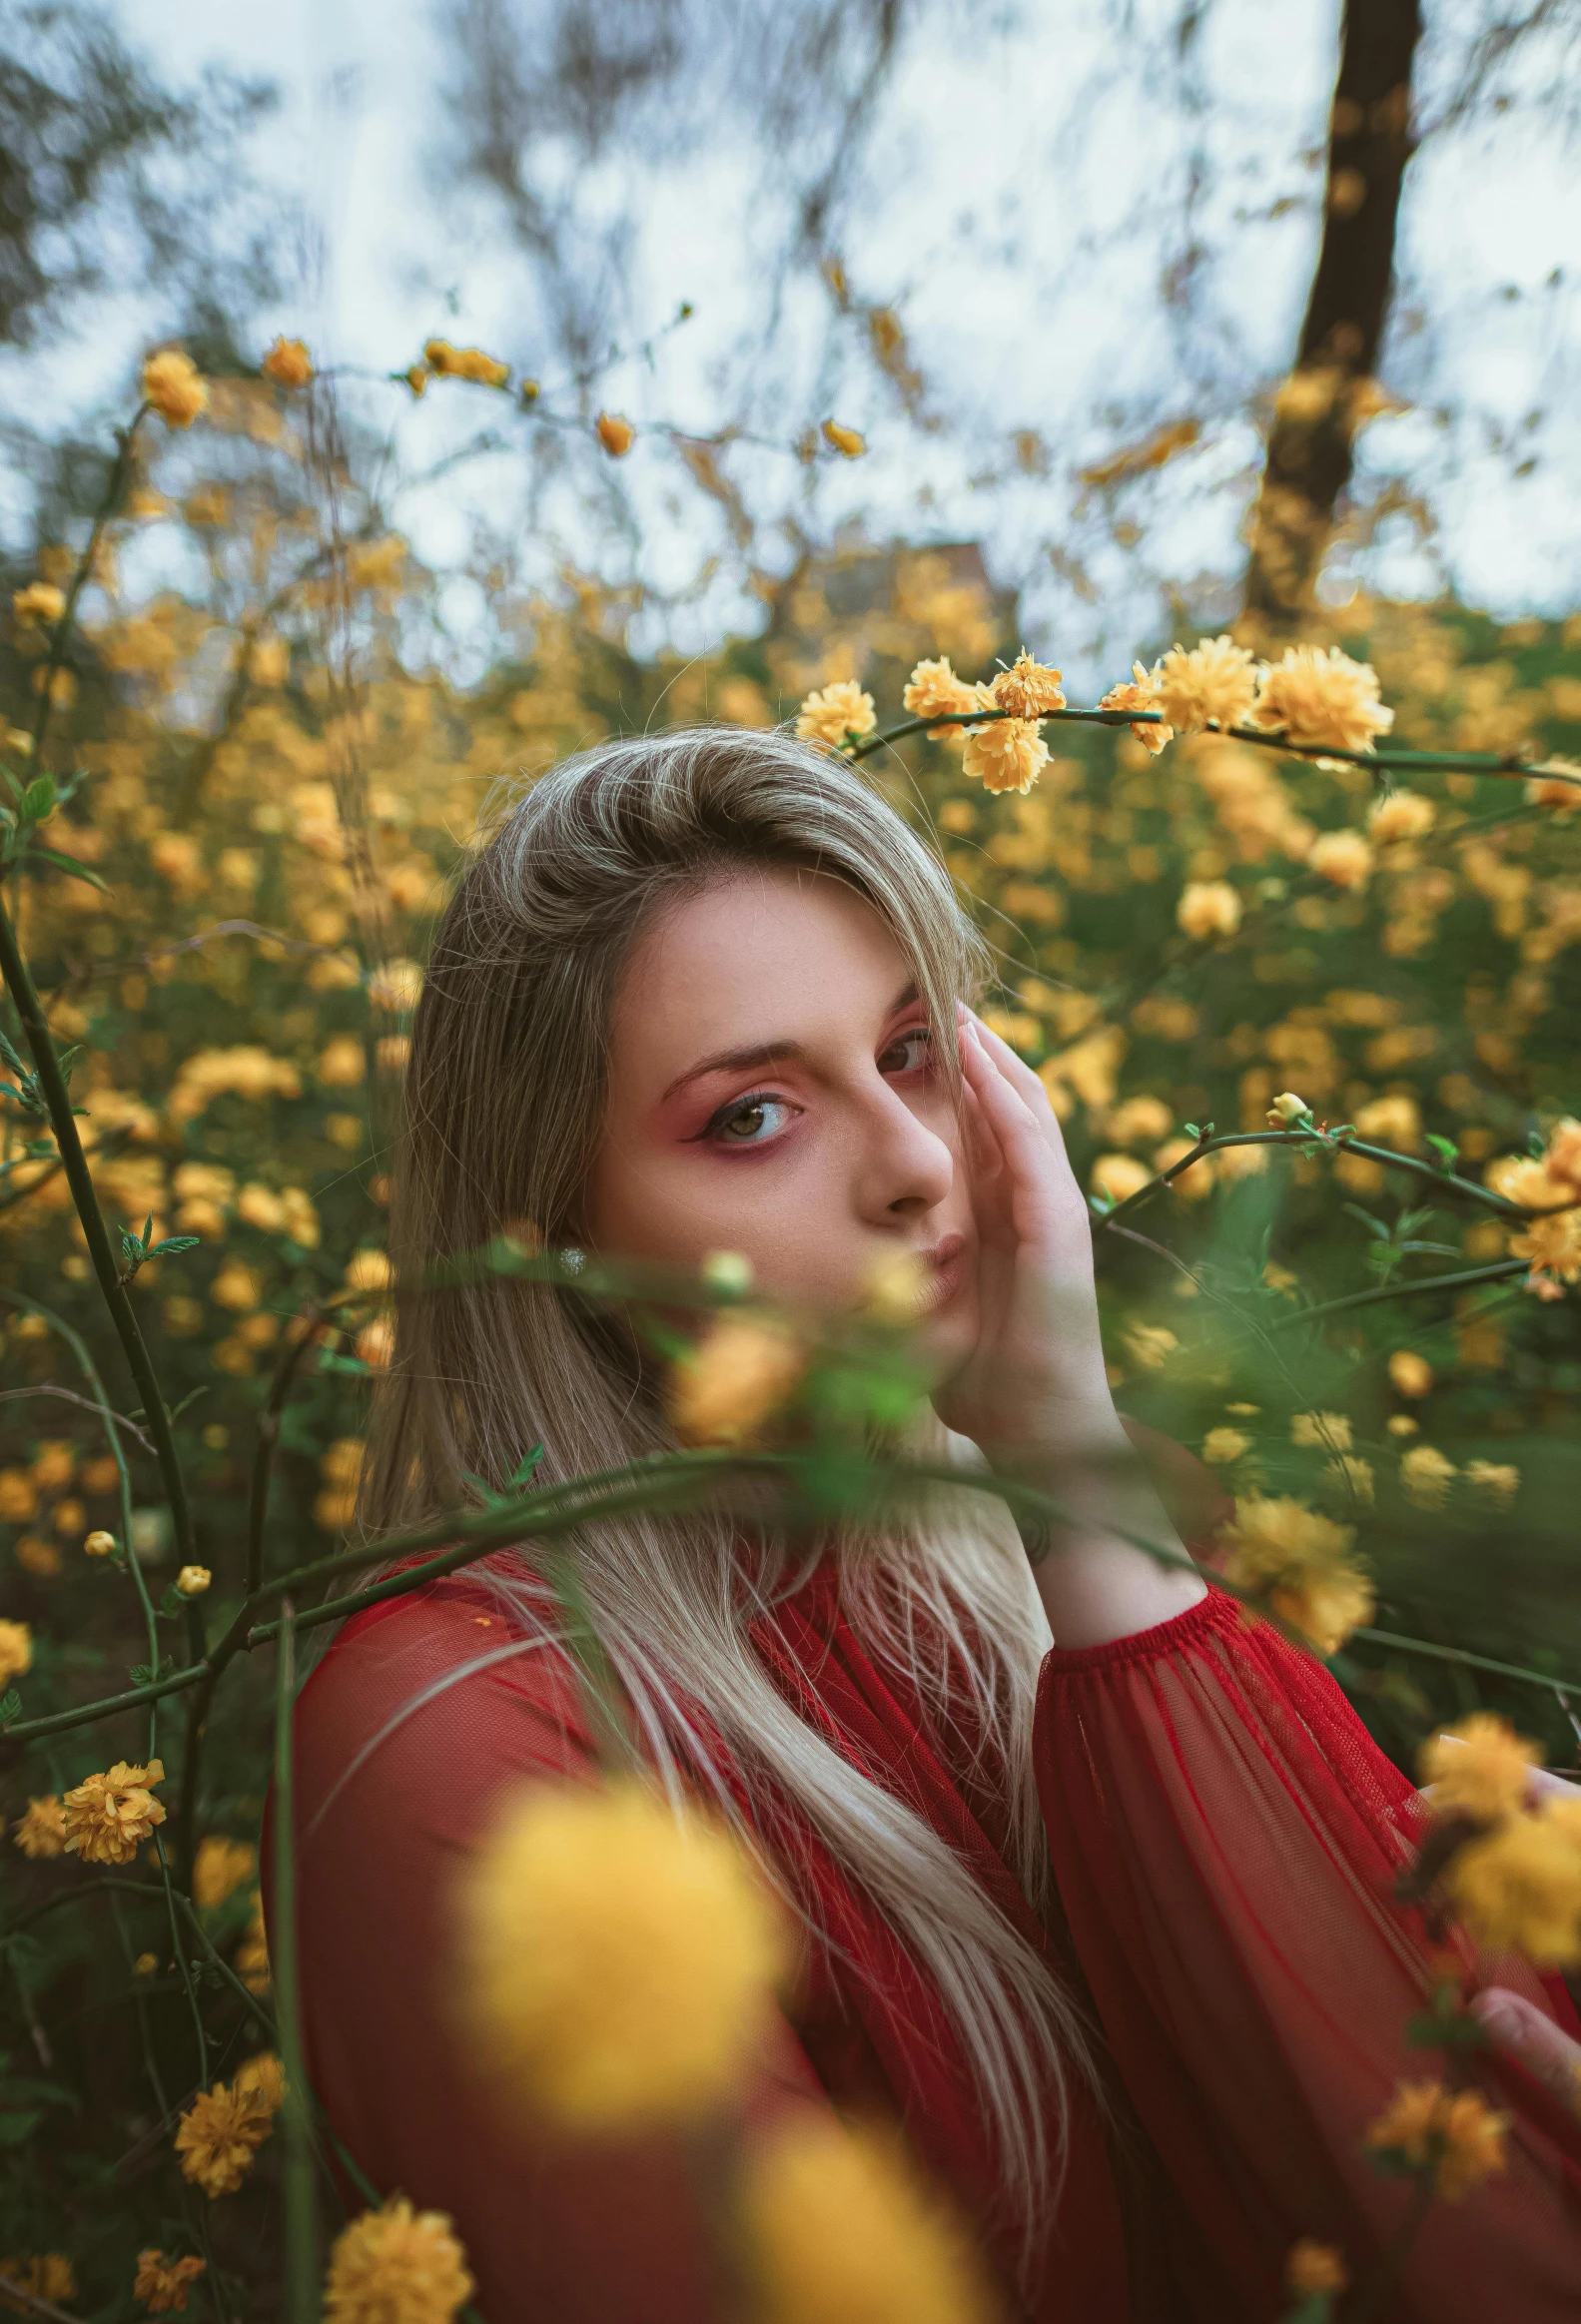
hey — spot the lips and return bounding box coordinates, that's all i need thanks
[917,1230,968,1314]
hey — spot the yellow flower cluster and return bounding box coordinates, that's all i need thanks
[1214,1494,1374,1657]
[142,350,209,428]
[174,2079,274,2196]
[12,1795,66,1858]
[796,680,876,748]
[740,2118,994,2324]
[423,339,510,388]
[168,1045,303,1125]
[324,2200,474,2324]
[1368,788,1435,844]
[1251,643,1395,754]
[1484,1122,1581,1297]
[1421,1714,1539,1825]
[1364,2077,1508,2202]
[1177,879,1241,940]
[11,579,65,627]
[901,655,980,741]
[1420,1716,1581,1966]
[0,1619,31,1687]
[261,337,314,388]
[1097,635,1393,755]
[193,1833,258,1909]
[2,2256,76,2305]
[62,1759,166,1865]
[456,1777,785,2131]
[134,2251,207,2314]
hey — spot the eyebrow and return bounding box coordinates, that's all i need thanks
[660,980,921,1104]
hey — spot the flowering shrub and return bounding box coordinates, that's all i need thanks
[0,341,1579,2316]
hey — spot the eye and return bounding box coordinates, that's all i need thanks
[708,1092,795,1146]
[878,1026,933,1077]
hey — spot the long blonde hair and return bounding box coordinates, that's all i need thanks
[360,727,1099,2238]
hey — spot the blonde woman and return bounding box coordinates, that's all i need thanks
[283,730,1581,2320]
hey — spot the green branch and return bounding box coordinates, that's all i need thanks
[1264,1257,1528,1331]
[23,404,148,770]
[1355,1628,1581,1707]
[1095,1125,1549,1228]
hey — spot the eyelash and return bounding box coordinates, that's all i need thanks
[700,1027,933,1149]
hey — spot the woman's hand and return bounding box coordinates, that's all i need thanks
[935,1010,1205,1647]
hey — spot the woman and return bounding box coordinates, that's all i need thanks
[287,728,1581,2320]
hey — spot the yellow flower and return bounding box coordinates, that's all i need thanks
[1387,1414,1419,1437]
[11,580,65,627]
[193,1834,257,1910]
[234,2050,287,2111]
[1466,1459,1519,1507]
[12,1796,66,1858]
[1251,643,1394,754]
[1526,758,1581,811]
[1367,789,1435,844]
[2,2257,76,2305]
[1152,634,1259,734]
[1291,1410,1352,1451]
[423,339,509,389]
[1307,829,1374,890]
[0,1620,31,1687]
[63,1759,167,1866]
[1509,1204,1581,1295]
[1420,1714,1538,1825]
[902,656,980,742]
[1201,1427,1251,1465]
[670,1314,805,1447]
[1105,1095,1174,1148]
[456,1778,785,2131]
[594,410,634,455]
[210,1259,262,1312]
[141,350,209,428]
[1364,2078,1508,2202]
[317,1035,367,1089]
[134,2252,207,2314]
[324,2200,474,2324]
[864,1248,929,1324]
[1351,1093,1421,1152]
[1090,1153,1153,1204]
[176,1565,212,1597]
[796,680,876,748]
[1401,1443,1456,1509]
[1446,1799,1581,1966]
[235,1891,270,1993]
[1125,1322,1178,1369]
[261,337,314,388]
[402,363,428,397]
[84,1528,117,1557]
[1215,1494,1372,1655]
[1099,662,1173,753]
[962,715,1050,796]
[1543,1117,1581,1195]
[0,1469,37,1522]
[991,651,1065,718]
[1176,879,1241,940]
[739,2118,995,2324]
[134,1952,158,1975]
[822,417,866,457]
[1388,1348,1433,1398]
[1266,1091,1309,1127]
[368,957,425,1012]
[1285,2241,1348,2297]
[174,2080,274,2196]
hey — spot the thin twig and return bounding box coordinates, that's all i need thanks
[0,1383,157,1453]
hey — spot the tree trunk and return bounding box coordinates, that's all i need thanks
[1241,0,1423,642]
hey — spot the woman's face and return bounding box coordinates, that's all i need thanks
[584,867,980,1369]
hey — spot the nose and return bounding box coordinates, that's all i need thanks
[853,1078,955,1224]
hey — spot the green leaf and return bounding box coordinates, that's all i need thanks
[29,844,110,891]
[21,773,56,819]
[316,1349,370,1376]
[0,1688,19,1727]
[1405,2008,1489,2050]
[0,2110,42,2145]
[148,1234,200,1260]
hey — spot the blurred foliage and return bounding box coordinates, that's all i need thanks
[0,347,1580,2307]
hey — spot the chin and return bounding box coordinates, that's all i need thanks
[919,1300,979,1383]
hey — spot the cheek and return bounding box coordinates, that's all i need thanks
[586,1137,869,1305]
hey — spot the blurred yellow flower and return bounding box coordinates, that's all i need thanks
[992,650,1065,718]
[796,680,876,748]
[1153,635,1258,734]
[210,1259,262,1312]
[1285,2241,1348,2297]
[142,350,209,427]
[1401,1443,1456,1509]
[1125,1322,1178,1369]
[261,337,313,388]
[235,1892,270,1993]
[174,2080,273,2196]
[1215,1494,1372,1656]
[134,2251,206,2313]
[2,2258,76,2306]
[1323,1455,1374,1505]
[11,580,65,627]
[963,715,1049,796]
[1466,1459,1519,1507]
[1368,789,1435,843]
[193,1834,257,1910]
[317,1035,367,1088]
[1364,2078,1508,2201]
[1090,1153,1152,1204]
[1291,1410,1352,1451]
[1543,1117,1581,1194]
[234,2051,287,2111]
[0,1620,31,1687]
[325,2200,473,2324]
[63,1759,166,1865]
[423,339,509,388]
[1307,830,1374,890]
[1099,661,1172,753]
[1105,1095,1173,1149]
[1388,1348,1433,1398]
[12,1796,66,1858]
[864,1247,929,1323]
[595,411,634,455]
[457,1778,784,2130]
[1201,1427,1251,1465]
[671,1313,805,1446]
[1251,643,1393,754]
[1351,1093,1421,1152]
[1447,1800,1581,1966]
[0,1469,37,1521]
[1176,879,1241,940]
[740,2118,995,2324]
[1420,1714,1538,1825]
[822,417,866,457]
[344,1249,394,1294]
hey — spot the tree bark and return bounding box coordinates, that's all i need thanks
[1241,0,1424,642]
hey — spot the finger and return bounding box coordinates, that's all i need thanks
[965,1009,1061,1124]
[1470,1987,1581,2113]
[961,1024,1070,1241]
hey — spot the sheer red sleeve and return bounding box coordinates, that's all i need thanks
[280,1569,827,2324]
[1034,1586,1581,2323]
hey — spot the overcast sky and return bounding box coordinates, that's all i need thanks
[39,2,1581,681]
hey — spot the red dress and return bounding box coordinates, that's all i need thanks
[286,1554,1581,2321]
